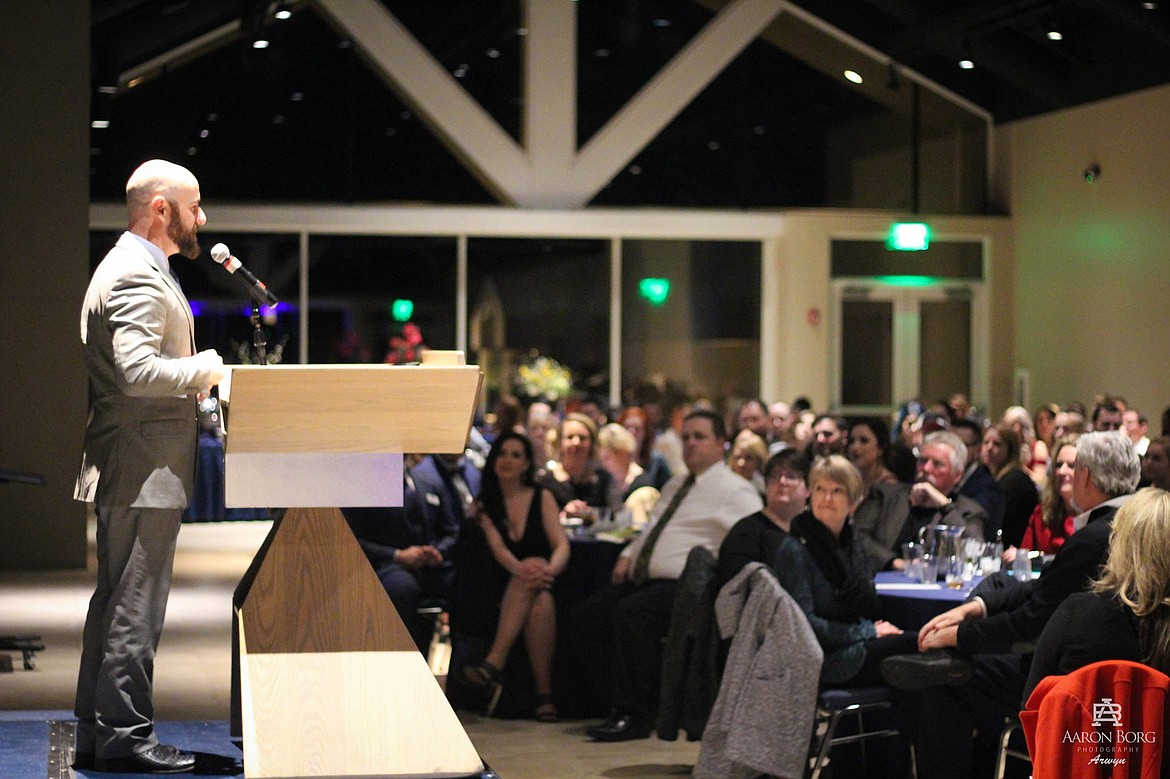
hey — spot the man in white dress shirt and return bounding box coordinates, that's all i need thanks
[574,410,763,741]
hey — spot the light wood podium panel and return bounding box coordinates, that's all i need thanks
[224,364,482,509]
[227,362,487,779]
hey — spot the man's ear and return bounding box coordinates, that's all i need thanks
[151,194,168,217]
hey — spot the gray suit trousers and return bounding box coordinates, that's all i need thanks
[74,506,181,758]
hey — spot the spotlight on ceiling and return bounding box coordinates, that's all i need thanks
[844,70,863,84]
[253,39,270,49]
[1047,30,1063,41]
[959,59,975,70]
[274,1,292,20]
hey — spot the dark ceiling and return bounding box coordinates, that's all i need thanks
[89,0,1170,208]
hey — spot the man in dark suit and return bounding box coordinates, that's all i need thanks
[884,431,1141,779]
[74,160,226,773]
[853,430,988,572]
[343,452,479,652]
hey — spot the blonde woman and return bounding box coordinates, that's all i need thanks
[1024,487,1170,700]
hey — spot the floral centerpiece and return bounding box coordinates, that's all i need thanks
[515,352,572,402]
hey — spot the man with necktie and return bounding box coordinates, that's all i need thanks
[74,160,226,774]
[574,409,763,741]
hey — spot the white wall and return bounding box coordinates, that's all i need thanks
[1002,83,1170,420]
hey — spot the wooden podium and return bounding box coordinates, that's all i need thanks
[224,363,488,779]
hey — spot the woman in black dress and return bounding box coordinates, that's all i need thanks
[462,431,569,721]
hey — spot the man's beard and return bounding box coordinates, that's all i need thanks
[166,201,201,259]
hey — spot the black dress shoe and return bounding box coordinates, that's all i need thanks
[881,649,974,691]
[586,712,652,742]
[94,744,196,774]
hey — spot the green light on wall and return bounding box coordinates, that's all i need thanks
[887,222,931,251]
[391,299,414,321]
[639,277,671,306]
[877,275,938,287]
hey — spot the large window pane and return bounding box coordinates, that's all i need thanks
[920,297,971,404]
[468,238,610,405]
[307,236,457,364]
[621,240,760,406]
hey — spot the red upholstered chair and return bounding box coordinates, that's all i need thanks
[1020,660,1170,779]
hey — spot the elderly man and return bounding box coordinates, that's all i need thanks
[854,431,987,572]
[883,431,1141,779]
[573,410,763,742]
[74,160,226,773]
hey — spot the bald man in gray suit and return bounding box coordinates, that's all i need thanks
[74,160,226,774]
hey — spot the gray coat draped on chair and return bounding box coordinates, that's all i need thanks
[695,563,823,779]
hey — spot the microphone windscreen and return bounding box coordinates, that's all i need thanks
[210,243,230,264]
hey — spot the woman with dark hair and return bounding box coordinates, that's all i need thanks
[462,431,569,721]
[979,423,1040,548]
[846,417,898,493]
[617,406,672,490]
[773,455,917,686]
[1004,434,1079,564]
[1025,488,1170,700]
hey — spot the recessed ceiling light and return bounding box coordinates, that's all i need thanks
[753,125,766,135]
[594,48,610,58]
[200,129,209,139]
[707,140,720,151]
[629,164,642,175]
[91,120,110,129]
[253,39,270,49]
[274,10,291,20]
[959,59,975,70]
[97,85,117,95]
[187,147,197,156]
[486,48,500,59]
[652,18,671,27]
[1143,2,1157,9]
[454,64,469,78]
[1047,30,1063,41]
[844,70,863,84]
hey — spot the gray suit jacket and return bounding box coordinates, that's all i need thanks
[75,232,216,508]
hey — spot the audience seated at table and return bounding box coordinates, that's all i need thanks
[846,416,899,494]
[1003,434,1078,564]
[1003,404,1048,485]
[341,452,474,653]
[773,455,917,686]
[717,448,809,586]
[952,418,1007,537]
[880,431,1140,779]
[617,405,673,491]
[853,431,988,573]
[978,423,1039,549]
[573,410,763,742]
[459,431,569,722]
[1023,487,1170,701]
[539,412,621,524]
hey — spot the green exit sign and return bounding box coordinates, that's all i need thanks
[887,222,930,251]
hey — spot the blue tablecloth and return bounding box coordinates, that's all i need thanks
[874,571,981,631]
[183,434,271,522]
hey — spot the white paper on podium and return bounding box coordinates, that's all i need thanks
[224,452,403,508]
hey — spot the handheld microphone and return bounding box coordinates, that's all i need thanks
[210,243,279,306]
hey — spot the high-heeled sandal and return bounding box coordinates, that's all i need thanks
[461,660,501,690]
[534,693,559,723]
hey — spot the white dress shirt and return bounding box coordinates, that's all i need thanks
[621,462,763,580]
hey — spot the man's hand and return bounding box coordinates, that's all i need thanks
[562,499,597,524]
[910,481,949,508]
[918,601,982,651]
[874,619,903,638]
[395,546,432,570]
[195,349,227,388]
[611,555,631,585]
